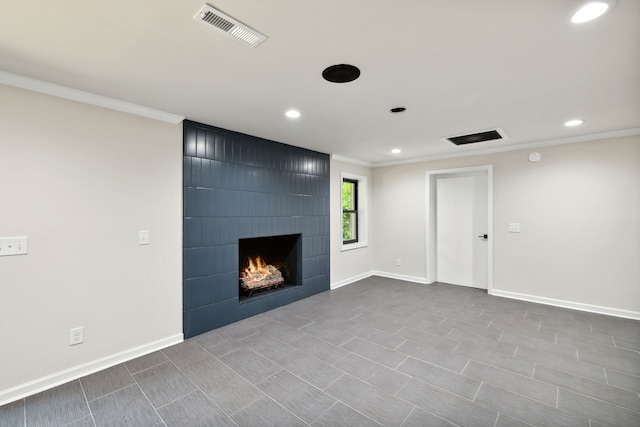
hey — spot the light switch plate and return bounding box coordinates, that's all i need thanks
[0,237,29,256]
[138,230,150,245]
[509,223,521,233]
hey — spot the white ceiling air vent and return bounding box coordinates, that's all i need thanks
[194,4,267,48]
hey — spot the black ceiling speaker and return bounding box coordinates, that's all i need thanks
[322,64,361,83]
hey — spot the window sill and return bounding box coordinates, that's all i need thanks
[341,241,368,252]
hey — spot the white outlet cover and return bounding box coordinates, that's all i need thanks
[69,327,84,346]
[138,230,150,245]
[509,223,521,233]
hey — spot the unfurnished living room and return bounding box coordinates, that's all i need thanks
[1,1,639,426]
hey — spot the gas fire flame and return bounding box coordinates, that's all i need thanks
[240,256,284,290]
[242,256,270,282]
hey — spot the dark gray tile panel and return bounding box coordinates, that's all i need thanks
[397,357,480,400]
[325,374,414,427]
[89,385,161,427]
[312,401,382,427]
[454,342,533,376]
[341,337,407,369]
[257,370,336,423]
[231,396,305,427]
[218,348,283,384]
[276,350,343,390]
[335,353,411,395]
[558,388,640,427]
[463,360,557,406]
[397,378,498,427]
[400,408,457,427]
[397,340,469,372]
[394,327,459,352]
[133,361,197,408]
[177,354,264,415]
[0,399,24,427]
[25,381,90,427]
[448,328,517,356]
[604,369,640,393]
[349,323,406,349]
[533,365,640,411]
[80,364,136,401]
[157,391,236,427]
[475,383,588,427]
[290,334,348,364]
[125,351,169,374]
[515,346,606,382]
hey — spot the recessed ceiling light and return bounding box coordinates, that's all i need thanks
[564,119,584,127]
[571,1,616,24]
[285,110,301,119]
[391,148,402,154]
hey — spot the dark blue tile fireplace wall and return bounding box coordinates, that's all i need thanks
[183,120,330,338]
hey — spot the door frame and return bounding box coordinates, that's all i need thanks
[425,165,494,294]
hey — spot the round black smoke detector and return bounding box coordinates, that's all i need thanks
[390,107,406,113]
[322,64,361,83]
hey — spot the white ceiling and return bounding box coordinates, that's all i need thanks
[1,0,638,165]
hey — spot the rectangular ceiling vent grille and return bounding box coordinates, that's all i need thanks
[442,128,508,146]
[194,4,267,48]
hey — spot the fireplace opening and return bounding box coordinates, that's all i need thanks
[239,234,301,302]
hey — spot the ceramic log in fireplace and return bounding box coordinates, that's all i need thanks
[238,234,301,301]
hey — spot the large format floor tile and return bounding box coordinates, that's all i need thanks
[2,277,639,426]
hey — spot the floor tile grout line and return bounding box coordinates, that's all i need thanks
[254,393,311,426]
[76,379,95,427]
[159,350,241,423]
[149,358,201,408]
[131,382,165,426]
[128,359,172,376]
[558,386,640,414]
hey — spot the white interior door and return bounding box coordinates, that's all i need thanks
[436,173,488,289]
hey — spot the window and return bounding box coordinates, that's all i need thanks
[341,172,368,250]
[342,179,358,244]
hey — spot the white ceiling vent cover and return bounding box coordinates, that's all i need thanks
[194,4,267,48]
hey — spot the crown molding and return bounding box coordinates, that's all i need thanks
[0,71,184,124]
[372,128,640,168]
[330,154,374,167]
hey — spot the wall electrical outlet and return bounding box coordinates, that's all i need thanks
[396,258,402,266]
[138,230,150,245]
[69,327,84,346]
[509,223,521,233]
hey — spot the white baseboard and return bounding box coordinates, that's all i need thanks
[0,333,183,406]
[330,271,375,289]
[331,271,428,290]
[331,274,640,321]
[490,289,640,321]
[371,271,428,285]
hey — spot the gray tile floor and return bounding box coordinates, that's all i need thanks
[2,277,639,426]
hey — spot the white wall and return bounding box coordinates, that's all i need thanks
[373,136,640,316]
[330,159,375,287]
[0,85,183,404]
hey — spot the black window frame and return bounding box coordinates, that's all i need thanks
[342,178,358,244]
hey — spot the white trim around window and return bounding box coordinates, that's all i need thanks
[341,172,368,251]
